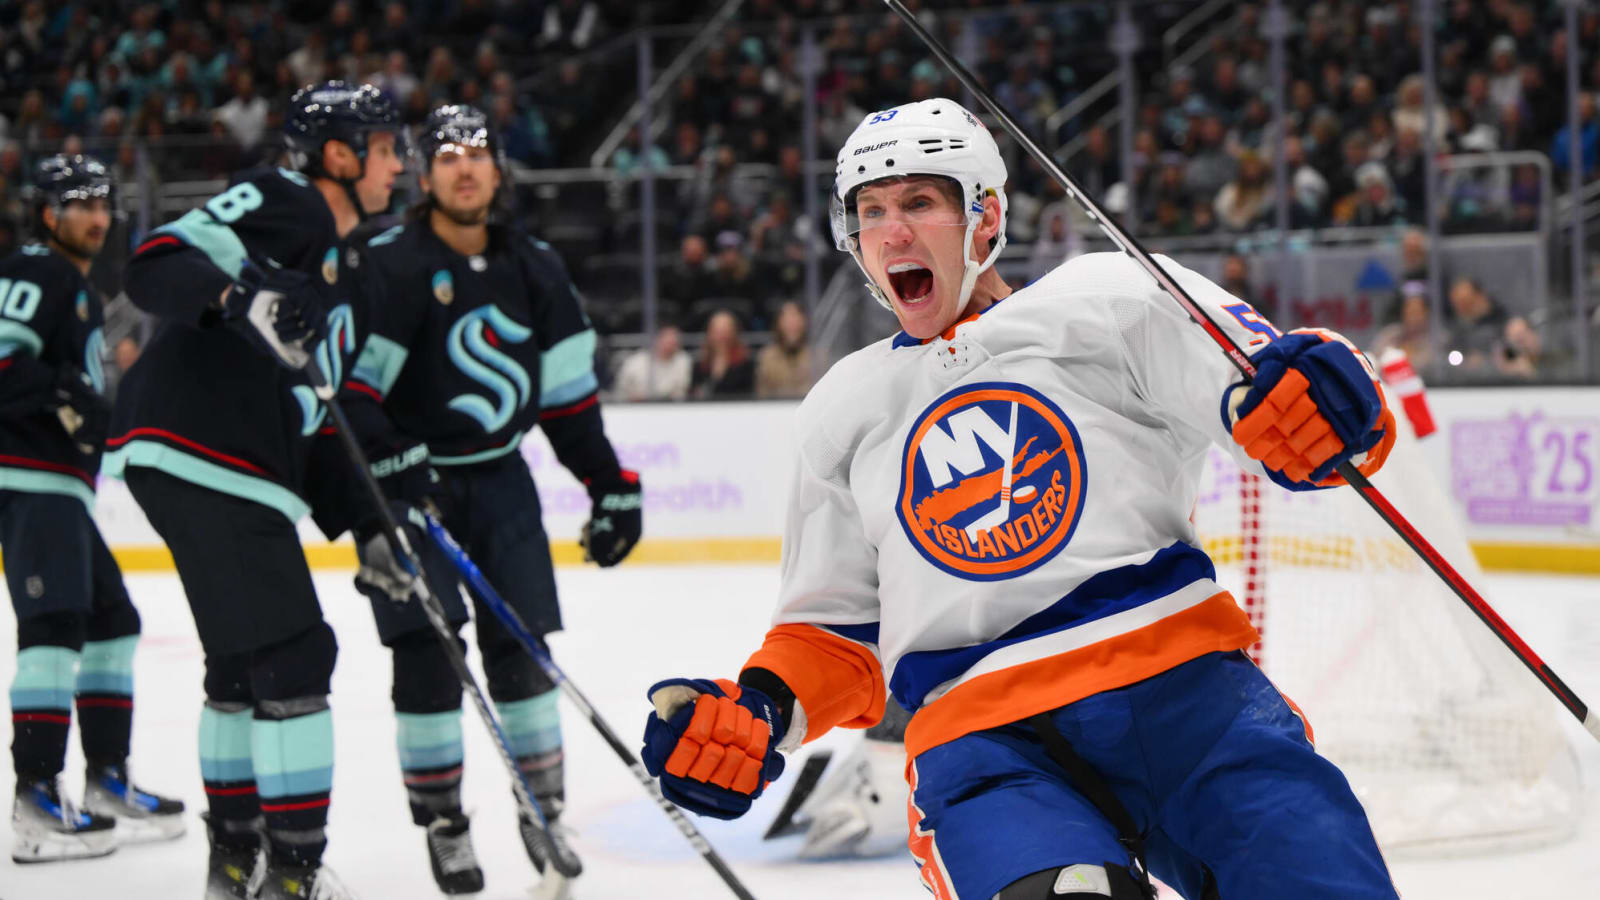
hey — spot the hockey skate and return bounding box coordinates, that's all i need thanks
[83,762,187,842]
[11,777,118,863]
[203,813,265,900]
[425,812,484,895]
[518,810,580,900]
[254,860,358,900]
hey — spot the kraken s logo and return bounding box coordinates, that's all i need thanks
[446,304,533,432]
[293,304,355,435]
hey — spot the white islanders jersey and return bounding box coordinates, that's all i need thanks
[744,251,1302,760]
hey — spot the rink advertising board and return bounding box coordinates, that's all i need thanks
[67,389,1600,574]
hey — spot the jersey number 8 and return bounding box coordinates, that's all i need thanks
[205,183,265,224]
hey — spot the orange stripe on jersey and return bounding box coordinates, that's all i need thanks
[743,623,886,742]
[905,592,1258,759]
[906,760,959,900]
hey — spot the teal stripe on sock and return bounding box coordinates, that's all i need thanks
[253,710,333,798]
[77,636,137,696]
[11,646,78,710]
[75,673,134,695]
[496,691,561,759]
[10,688,75,709]
[396,711,463,771]
[199,703,254,783]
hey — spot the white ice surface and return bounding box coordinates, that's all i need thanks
[2,565,1597,899]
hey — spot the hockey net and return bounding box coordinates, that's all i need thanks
[1192,375,1579,855]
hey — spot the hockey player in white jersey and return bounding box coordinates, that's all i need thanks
[639,98,1401,899]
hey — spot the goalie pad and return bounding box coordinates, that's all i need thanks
[792,736,909,859]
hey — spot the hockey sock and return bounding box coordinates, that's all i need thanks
[497,691,563,818]
[75,635,137,767]
[10,646,78,781]
[397,709,465,826]
[200,699,261,839]
[253,697,334,868]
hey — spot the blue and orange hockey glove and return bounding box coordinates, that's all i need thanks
[1224,329,1397,490]
[641,678,786,820]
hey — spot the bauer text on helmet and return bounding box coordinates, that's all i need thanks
[831,98,1008,337]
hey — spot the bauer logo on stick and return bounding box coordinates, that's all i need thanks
[898,381,1086,581]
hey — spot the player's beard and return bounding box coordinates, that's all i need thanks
[51,227,105,266]
[434,196,491,227]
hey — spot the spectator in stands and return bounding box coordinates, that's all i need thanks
[1388,126,1426,213]
[1344,161,1409,227]
[707,231,761,327]
[1030,203,1083,281]
[539,0,604,53]
[1506,163,1541,231]
[1443,275,1509,374]
[692,309,755,399]
[213,69,270,152]
[755,301,813,399]
[1550,93,1598,180]
[1342,75,1382,134]
[614,325,694,402]
[1183,115,1234,203]
[1214,150,1274,232]
[1219,254,1266,319]
[1079,125,1118,200]
[1393,74,1449,145]
[663,234,715,324]
[613,126,670,176]
[694,193,743,248]
[1374,281,1436,372]
[1495,315,1542,379]
[1284,135,1330,228]
[1486,36,1523,116]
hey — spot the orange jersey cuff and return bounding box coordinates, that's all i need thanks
[743,623,887,742]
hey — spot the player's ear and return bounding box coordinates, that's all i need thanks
[321,139,356,179]
[971,193,1002,258]
[41,204,58,233]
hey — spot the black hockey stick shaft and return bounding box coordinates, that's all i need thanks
[303,364,581,877]
[423,515,760,900]
[882,0,1597,742]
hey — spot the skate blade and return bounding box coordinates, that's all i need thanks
[529,870,574,900]
[113,811,188,843]
[10,829,119,864]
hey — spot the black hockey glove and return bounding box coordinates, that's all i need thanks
[53,367,111,452]
[368,437,438,507]
[0,353,60,418]
[581,469,642,567]
[222,261,326,369]
[354,502,428,605]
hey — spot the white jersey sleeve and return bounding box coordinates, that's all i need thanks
[1110,255,1281,474]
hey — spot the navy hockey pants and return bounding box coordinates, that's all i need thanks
[907,650,1398,900]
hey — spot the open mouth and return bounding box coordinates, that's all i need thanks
[887,262,934,304]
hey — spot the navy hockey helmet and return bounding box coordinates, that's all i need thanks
[412,103,510,222]
[416,103,503,168]
[29,154,116,214]
[283,80,403,174]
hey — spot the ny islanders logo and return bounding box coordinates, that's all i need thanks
[898,382,1086,581]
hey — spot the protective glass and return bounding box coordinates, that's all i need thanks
[831,178,969,251]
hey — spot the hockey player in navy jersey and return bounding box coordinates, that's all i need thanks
[107,81,405,900]
[2,155,185,864]
[639,98,1402,900]
[339,104,640,897]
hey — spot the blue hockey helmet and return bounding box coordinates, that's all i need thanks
[283,81,403,173]
[30,154,116,213]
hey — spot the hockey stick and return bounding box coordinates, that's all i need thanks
[420,512,762,900]
[882,0,1599,742]
[302,364,582,877]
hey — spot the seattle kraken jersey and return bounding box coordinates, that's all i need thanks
[108,167,360,527]
[345,220,603,467]
[0,244,107,511]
